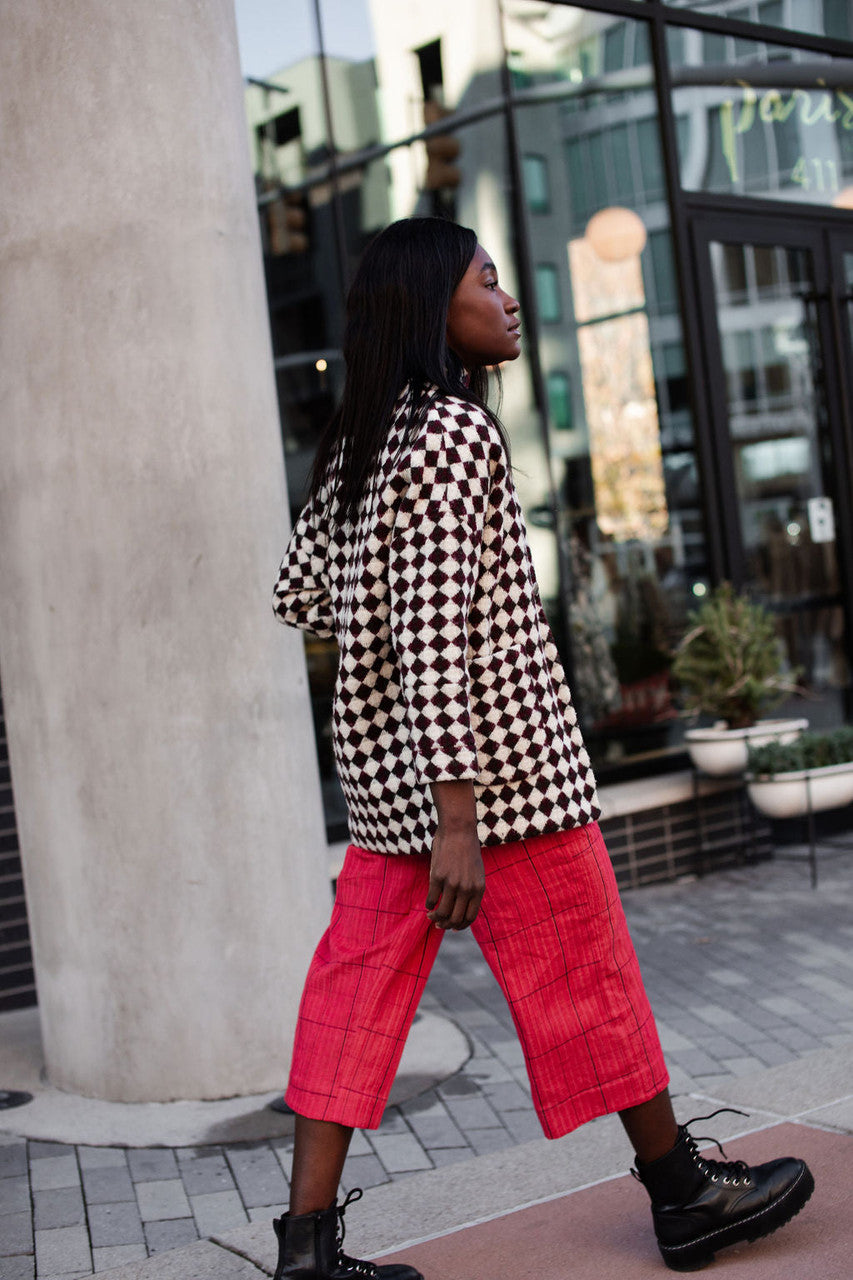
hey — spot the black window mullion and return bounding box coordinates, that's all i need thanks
[645,0,729,581]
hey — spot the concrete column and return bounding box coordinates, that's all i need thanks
[0,0,333,1100]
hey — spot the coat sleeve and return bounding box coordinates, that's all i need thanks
[388,408,497,784]
[272,491,336,639]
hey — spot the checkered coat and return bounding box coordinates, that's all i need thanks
[274,390,601,857]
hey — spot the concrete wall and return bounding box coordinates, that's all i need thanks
[0,0,332,1101]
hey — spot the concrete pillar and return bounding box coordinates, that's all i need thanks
[0,0,333,1100]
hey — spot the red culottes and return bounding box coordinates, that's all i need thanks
[285,823,668,1139]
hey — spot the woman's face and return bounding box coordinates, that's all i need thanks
[446,243,521,368]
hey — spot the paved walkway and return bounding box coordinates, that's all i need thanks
[1,853,852,1279]
[376,1122,850,1279]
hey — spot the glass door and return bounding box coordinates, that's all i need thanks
[693,215,853,726]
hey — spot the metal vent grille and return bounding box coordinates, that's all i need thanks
[0,684,36,1011]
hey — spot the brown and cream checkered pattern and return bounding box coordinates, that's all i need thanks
[274,390,600,856]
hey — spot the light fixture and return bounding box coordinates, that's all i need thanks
[315,358,328,372]
[585,206,647,262]
[832,186,853,209]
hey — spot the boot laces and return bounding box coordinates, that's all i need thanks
[682,1107,753,1187]
[335,1189,379,1278]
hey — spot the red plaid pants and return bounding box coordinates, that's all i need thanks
[285,823,668,1138]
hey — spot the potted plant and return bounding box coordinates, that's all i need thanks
[746,726,853,818]
[672,583,807,775]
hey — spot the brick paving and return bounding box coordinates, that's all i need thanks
[1,854,851,1279]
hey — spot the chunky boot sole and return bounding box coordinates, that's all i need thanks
[658,1161,815,1271]
[273,1191,424,1280]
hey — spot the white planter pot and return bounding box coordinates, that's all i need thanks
[746,761,853,819]
[685,718,808,777]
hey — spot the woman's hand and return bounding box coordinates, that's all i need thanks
[427,781,485,930]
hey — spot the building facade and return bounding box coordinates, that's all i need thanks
[2,0,852,1014]
[245,0,853,832]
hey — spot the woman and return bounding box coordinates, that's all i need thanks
[272,218,813,1279]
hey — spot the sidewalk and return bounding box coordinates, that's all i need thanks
[2,853,851,1279]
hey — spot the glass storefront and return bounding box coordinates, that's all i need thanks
[239,0,853,837]
[695,222,851,719]
[502,4,710,760]
[663,0,852,42]
[670,33,853,207]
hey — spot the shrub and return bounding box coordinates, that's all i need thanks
[672,583,800,730]
[747,726,853,775]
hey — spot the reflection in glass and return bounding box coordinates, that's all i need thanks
[708,241,849,708]
[570,225,646,322]
[570,248,668,544]
[670,28,853,207]
[244,37,347,511]
[663,0,852,41]
[523,154,550,212]
[241,0,741,809]
[644,231,679,314]
[846,253,853,361]
[547,372,573,431]
[506,1,710,761]
[535,263,562,322]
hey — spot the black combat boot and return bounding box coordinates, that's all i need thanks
[273,1188,424,1280]
[633,1110,814,1271]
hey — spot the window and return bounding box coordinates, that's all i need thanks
[724,331,759,406]
[535,264,562,323]
[638,118,665,202]
[604,22,626,73]
[659,342,690,417]
[547,372,573,431]
[758,1,783,24]
[414,38,443,101]
[589,130,611,212]
[702,32,726,65]
[646,231,678,314]
[674,26,853,206]
[666,26,686,65]
[651,3,850,48]
[632,24,651,68]
[270,107,301,146]
[610,124,635,206]
[825,0,852,39]
[522,154,550,214]
[566,138,592,228]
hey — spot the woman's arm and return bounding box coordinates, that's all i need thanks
[272,495,336,638]
[388,410,497,783]
[427,779,484,931]
[388,408,501,930]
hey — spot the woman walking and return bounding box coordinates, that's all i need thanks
[272,217,813,1278]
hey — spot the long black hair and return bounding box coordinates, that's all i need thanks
[309,217,506,523]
